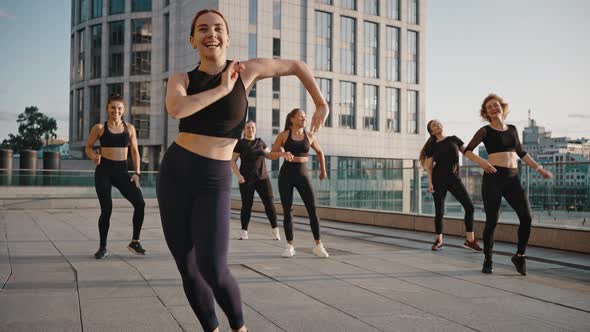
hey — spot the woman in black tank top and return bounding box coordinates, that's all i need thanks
[85,94,146,259]
[157,9,330,332]
[419,120,480,252]
[271,108,329,259]
[464,93,553,276]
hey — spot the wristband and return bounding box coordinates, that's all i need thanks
[134,172,141,177]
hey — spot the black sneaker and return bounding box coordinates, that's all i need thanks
[94,247,107,259]
[482,256,493,274]
[127,241,146,255]
[511,255,527,276]
[431,240,444,251]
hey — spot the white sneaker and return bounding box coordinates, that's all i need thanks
[281,244,295,258]
[271,227,281,241]
[240,230,248,240]
[312,243,329,258]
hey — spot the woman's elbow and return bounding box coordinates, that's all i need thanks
[165,100,181,119]
[167,107,180,119]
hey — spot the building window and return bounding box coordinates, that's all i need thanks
[273,38,281,58]
[131,51,151,75]
[341,0,356,10]
[272,109,280,128]
[385,87,400,132]
[340,16,356,75]
[272,77,280,99]
[132,0,151,12]
[163,14,169,72]
[249,83,256,98]
[273,0,281,30]
[69,91,74,140]
[314,11,332,71]
[70,34,75,81]
[71,0,76,27]
[363,21,378,78]
[89,86,101,126]
[408,30,419,84]
[363,85,378,131]
[132,19,152,44]
[318,0,333,4]
[249,0,257,25]
[77,29,85,81]
[409,0,419,24]
[90,24,102,79]
[76,88,85,141]
[385,26,400,81]
[109,0,124,14]
[316,78,332,127]
[91,0,102,18]
[248,33,257,59]
[78,0,87,23]
[107,83,123,98]
[130,82,151,139]
[108,21,124,77]
[247,107,256,122]
[385,0,400,20]
[131,19,151,76]
[407,90,418,134]
[364,0,379,16]
[340,81,356,129]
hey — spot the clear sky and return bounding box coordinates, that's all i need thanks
[426,0,590,142]
[0,1,588,143]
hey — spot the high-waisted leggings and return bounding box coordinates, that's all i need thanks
[239,177,278,230]
[432,172,474,235]
[482,167,532,256]
[157,143,243,331]
[94,158,145,248]
[278,162,321,241]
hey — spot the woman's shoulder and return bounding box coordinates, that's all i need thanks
[168,72,189,85]
[93,123,105,133]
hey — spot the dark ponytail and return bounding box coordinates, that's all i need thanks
[419,120,437,168]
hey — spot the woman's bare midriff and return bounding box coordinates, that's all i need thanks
[289,156,309,163]
[175,132,238,161]
[100,147,128,161]
[488,151,519,169]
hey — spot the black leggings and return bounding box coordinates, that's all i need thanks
[239,178,278,230]
[482,167,532,256]
[94,158,145,248]
[432,174,474,235]
[157,143,243,331]
[278,162,321,241]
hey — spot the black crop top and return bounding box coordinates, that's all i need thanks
[284,130,310,157]
[233,138,269,182]
[99,122,130,148]
[465,125,527,158]
[425,135,464,175]
[179,60,247,138]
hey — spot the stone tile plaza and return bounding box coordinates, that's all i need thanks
[0,197,588,331]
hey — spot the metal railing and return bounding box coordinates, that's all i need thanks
[1,162,589,229]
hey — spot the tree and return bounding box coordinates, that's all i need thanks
[0,106,58,152]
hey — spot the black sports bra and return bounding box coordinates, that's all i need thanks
[283,129,310,157]
[99,122,130,148]
[178,60,247,139]
[465,125,527,158]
